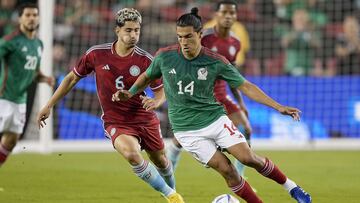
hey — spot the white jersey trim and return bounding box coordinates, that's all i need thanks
[86,43,112,55]
[135,46,154,61]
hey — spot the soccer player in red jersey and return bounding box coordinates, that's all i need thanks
[37,8,184,203]
[167,0,252,180]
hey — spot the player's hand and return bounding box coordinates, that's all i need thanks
[277,106,301,121]
[112,90,132,102]
[37,106,51,129]
[46,76,56,87]
[140,95,159,111]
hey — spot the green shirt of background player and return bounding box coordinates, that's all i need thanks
[0,3,54,167]
[113,7,311,203]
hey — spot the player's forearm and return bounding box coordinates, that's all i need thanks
[129,72,153,95]
[46,72,80,108]
[239,81,282,111]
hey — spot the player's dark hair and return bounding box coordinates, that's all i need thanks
[176,7,202,32]
[215,0,238,11]
[18,3,38,17]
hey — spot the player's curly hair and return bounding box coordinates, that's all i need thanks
[176,7,202,32]
[115,8,142,27]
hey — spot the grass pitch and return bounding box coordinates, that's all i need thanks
[1,151,359,203]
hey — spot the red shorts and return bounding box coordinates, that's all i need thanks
[105,121,164,152]
[218,95,241,115]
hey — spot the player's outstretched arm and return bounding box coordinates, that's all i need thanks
[112,71,154,102]
[238,80,301,121]
[37,71,81,128]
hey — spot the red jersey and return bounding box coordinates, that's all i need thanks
[73,42,163,126]
[201,27,241,100]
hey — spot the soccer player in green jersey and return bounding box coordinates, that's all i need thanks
[113,7,312,203]
[166,0,253,183]
[0,3,54,167]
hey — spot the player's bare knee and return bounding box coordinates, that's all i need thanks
[121,150,142,165]
[2,133,18,150]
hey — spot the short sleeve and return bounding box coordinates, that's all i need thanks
[146,56,162,79]
[72,52,94,78]
[0,38,13,59]
[218,63,246,88]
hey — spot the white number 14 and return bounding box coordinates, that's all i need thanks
[177,80,194,95]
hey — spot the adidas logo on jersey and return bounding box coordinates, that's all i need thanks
[21,46,28,52]
[102,64,110,70]
[169,68,176,74]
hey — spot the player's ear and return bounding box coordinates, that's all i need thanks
[115,26,121,34]
[198,30,203,39]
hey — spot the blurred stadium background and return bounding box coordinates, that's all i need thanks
[1,0,360,152]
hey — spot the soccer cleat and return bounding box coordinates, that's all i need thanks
[167,192,185,203]
[290,186,312,203]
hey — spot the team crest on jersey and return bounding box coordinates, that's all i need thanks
[129,65,140,76]
[21,46,28,52]
[197,67,208,80]
[229,46,236,56]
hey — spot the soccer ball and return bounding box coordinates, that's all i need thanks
[212,194,240,203]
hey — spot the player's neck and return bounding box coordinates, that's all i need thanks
[115,41,135,57]
[215,25,230,38]
[20,26,36,39]
[182,45,202,60]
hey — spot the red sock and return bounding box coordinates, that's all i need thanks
[258,158,287,184]
[231,177,263,203]
[0,144,11,166]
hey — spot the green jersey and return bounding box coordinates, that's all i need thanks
[0,30,43,104]
[146,44,245,132]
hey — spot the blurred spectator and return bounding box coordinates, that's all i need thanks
[281,9,322,76]
[273,0,327,28]
[53,41,67,76]
[0,0,17,36]
[237,0,260,23]
[64,0,102,25]
[335,16,360,75]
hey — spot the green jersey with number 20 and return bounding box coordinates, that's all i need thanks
[146,44,245,132]
[0,30,43,104]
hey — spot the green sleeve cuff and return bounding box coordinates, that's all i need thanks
[129,85,139,95]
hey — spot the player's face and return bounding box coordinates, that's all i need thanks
[116,21,140,48]
[176,26,202,57]
[19,8,39,32]
[216,4,237,29]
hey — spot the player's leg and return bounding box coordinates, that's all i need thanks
[166,137,182,170]
[227,143,312,203]
[141,123,178,190]
[207,150,262,203]
[0,100,25,167]
[0,132,18,167]
[112,133,176,198]
[147,149,176,189]
[174,123,262,203]
[223,99,252,178]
